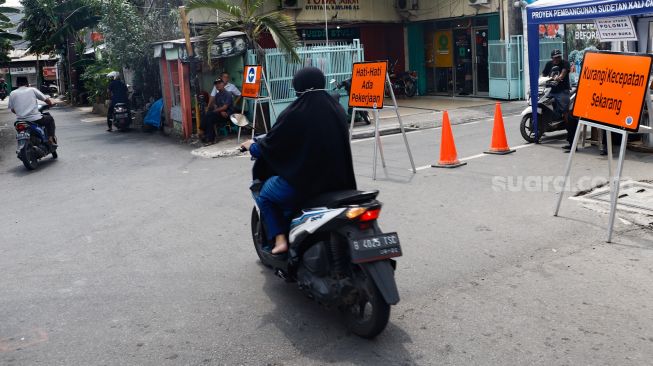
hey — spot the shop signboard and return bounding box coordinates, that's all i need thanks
[302,27,360,40]
[434,30,453,68]
[10,67,36,75]
[594,16,637,41]
[210,35,248,59]
[43,66,57,80]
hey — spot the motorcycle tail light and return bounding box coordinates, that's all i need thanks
[15,124,27,132]
[410,71,417,78]
[360,208,381,222]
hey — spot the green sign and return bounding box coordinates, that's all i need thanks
[302,28,360,40]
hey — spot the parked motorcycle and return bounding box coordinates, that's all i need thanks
[247,136,402,338]
[520,75,577,143]
[386,59,417,98]
[110,103,132,131]
[14,104,58,170]
[39,82,58,97]
[329,79,371,125]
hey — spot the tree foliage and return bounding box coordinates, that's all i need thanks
[0,0,21,62]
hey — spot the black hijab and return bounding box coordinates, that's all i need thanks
[256,67,357,198]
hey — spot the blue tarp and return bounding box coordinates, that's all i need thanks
[144,98,163,128]
[526,0,653,138]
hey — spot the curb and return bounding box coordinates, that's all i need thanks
[350,112,523,140]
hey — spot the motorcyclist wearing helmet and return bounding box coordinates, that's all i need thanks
[0,77,9,95]
[239,67,357,254]
[542,49,574,150]
[8,76,56,146]
[106,72,128,132]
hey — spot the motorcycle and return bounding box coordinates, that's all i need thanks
[110,103,131,131]
[247,136,402,338]
[15,104,58,170]
[520,69,577,143]
[329,79,371,125]
[39,83,58,97]
[386,59,418,98]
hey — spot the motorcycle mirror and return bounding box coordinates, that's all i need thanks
[230,113,250,127]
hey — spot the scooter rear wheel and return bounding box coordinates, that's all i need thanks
[251,207,272,267]
[20,145,38,170]
[342,267,391,339]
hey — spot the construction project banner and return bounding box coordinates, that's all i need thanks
[242,65,262,98]
[348,61,387,109]
[572,51,653,132]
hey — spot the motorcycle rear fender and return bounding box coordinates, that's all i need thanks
[360,260,400,305]
[521,107,542,117]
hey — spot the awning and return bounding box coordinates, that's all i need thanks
[525,0,653,136]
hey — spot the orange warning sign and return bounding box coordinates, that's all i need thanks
[242,65,262,98]
[572,51,653,132]
[348,61,388,109]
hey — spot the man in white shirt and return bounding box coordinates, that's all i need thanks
[208,72,241,109]
[8,76,56,146]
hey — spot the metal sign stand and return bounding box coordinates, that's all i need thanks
[348,73,416,180]
[237,72,277,143]
[554,83,653,243]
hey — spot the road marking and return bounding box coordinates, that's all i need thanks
[350,114,521,144]
[80,117,106,123]
[414,143,534,171]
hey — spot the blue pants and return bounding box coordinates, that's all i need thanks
[255,176,300,242]
[550,90,570,120]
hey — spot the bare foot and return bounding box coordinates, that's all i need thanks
[271,242,288,254]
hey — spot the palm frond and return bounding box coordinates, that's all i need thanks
[186,0,242,18]
[0,6,19,13]
[258,11,299,62]
[0,31,21,41]
[245,0,265,17]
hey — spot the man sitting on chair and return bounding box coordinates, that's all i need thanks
[201,79,233,144]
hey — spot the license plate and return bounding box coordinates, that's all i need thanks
[114,113,128,118]
[16,132,29,140]
[349,232,402,264]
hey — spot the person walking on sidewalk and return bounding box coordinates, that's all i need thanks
[106,73,128,132]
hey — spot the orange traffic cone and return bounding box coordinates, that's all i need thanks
[432,111,467,168]
[485,103,515,155]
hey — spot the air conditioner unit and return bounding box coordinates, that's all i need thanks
[281,0,301,9]
[396,0,418,10]
[468,0,490,5]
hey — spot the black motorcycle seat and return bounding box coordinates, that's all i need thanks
[302,190,379,209]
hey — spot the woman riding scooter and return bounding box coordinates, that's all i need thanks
[240,67,357,254]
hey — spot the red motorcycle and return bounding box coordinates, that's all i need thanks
[386,59,417,98]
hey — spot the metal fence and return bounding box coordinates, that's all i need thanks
[488,35,524,100]
[247,40,365,124]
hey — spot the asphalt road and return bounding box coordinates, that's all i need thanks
[1,104,652,365]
